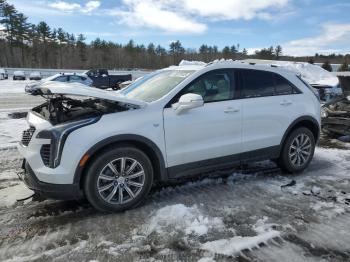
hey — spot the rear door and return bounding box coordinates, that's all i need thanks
[239,69,300,156]
[163,69,242,177]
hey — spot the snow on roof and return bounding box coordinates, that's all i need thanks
[243,59,339,87]
[178,60,206,66]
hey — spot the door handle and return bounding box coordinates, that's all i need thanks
[224,107,240,113]
[280,100,292,106]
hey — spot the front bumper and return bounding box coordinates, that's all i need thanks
[20,160,83,200]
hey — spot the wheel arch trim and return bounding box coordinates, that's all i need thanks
[280,115,320,148]
[73,134,167,185]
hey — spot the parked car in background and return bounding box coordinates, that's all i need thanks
[85,69,132,90]
[18,61,320,212]
[13,70,26,80]
[25,73,93,94]
[29,71,42,80]
[0,68,8,80]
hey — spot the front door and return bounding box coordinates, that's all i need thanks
[163,69,242,177]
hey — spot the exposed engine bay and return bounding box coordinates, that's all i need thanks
[32,95,136,125]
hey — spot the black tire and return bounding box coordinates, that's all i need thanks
[112,81,121,90]
[84,146,153,212]
[278,127,315,173]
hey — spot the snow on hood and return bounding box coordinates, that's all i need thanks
[38,82,147,107]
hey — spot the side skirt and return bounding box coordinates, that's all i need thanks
[167,145,280,179]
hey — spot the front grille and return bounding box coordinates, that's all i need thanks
[40,144,51,167]
[21,126,36,146]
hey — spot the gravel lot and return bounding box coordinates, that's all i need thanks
[0,79,350,261]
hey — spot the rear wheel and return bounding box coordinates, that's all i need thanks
[84,146,153,212]
[278,127,315,173]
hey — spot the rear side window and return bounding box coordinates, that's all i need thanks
[241,70,274,98]
[240,69,299,98]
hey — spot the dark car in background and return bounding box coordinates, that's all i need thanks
[85,69,132,90]
[25,73,93,94]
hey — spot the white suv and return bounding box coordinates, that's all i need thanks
[18,61,320,212]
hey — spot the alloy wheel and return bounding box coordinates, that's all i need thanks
[97,157,145,204]
[288,133,312,167]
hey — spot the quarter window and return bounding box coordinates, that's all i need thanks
[181,70,234,103]
[275,74,294,95]
[69,75,83,82]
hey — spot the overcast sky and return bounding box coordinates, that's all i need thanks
[7,0,350,56]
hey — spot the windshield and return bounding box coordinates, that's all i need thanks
[120,70,194,102]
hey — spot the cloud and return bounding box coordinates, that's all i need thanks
[83,1,101,13]
[49,1,80,11]
[182,0,289,21]
[110,0,206,34]
[283,23,350,56]
[110,0,288,34]
[49,0,100,13]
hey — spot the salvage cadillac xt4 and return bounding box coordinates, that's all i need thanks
[18,61,321,212]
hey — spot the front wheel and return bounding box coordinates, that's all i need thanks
[84,146,153,212]
[278,127,315,173]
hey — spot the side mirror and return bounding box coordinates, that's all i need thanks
[172,93,204,114]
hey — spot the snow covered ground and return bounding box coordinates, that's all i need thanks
[0,79,36,94]
[0,80,350,261]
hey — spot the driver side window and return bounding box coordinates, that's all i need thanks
[181,70,234,103]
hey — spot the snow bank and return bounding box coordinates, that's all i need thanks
[243,59,339,87]
[0,112,28,149]
[274,61,338,86]
[143,204,224,236]
[201,217,279,256]
[0,184,33,207]
[0,79,32,94]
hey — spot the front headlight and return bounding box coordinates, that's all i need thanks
[36,117,99,168]
[321,107,328,118]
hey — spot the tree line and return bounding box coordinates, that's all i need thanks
[0,0,349,71]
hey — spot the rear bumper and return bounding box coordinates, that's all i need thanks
[20,160,83,200]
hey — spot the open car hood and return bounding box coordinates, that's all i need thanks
[37,82,147,107]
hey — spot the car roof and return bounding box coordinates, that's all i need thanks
[163,59,297,77]
[52,73,86,77]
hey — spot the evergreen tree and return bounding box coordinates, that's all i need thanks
[222,46,231,59]
[275,45,282,58]
[76,33,87,64]
[169,40,184,64]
